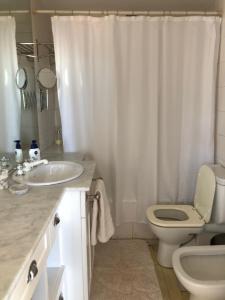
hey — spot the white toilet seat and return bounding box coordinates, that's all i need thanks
[146,204,205,228]
[146,165,216,268]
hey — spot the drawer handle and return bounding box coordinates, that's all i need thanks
[27,260,38,283]
[54,213,60,226]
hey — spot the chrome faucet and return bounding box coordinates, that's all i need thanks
[15,159,49,176]
[23,159,49,172]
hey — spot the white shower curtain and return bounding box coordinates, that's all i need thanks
[0,17,20,152]
[52,15,220,225]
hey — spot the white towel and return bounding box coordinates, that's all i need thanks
[91,179,115,246]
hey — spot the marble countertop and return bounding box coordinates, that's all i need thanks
[0,153,96,299]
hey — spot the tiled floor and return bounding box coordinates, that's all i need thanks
[149,244,189,300]
[91,240,163,300]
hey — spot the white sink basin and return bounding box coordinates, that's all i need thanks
[12,161,84,186]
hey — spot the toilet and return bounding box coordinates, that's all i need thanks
[146,164,216,267]
[172,245,225,300]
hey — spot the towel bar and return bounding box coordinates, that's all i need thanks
[87,191,101,202]
[87,177,102,201]
[92,177,103,181]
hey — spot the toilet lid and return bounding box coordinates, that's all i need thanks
[194,165,216,223]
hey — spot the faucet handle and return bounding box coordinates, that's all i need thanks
[23,161,32,172]
[16,164,25,176]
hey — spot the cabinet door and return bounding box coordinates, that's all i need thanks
[58,191,85,300]
[8,234,48,300]
[85,194,94,288]
[32,268,49,300]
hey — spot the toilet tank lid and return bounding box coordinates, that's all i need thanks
[209,164,225,186]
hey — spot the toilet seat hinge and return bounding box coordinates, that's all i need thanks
[192,207,204,220]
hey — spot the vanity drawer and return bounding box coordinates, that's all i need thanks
[8,234,48,300]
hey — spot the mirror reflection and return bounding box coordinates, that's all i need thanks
[16,19,39,149]
[0,0,61,152]
[37,67,56,111]
[37,67,56,89]
[16,68,27,89]
[0,15,20,152]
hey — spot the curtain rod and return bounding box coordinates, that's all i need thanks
[0,10,221,16]
[33,10,222,17]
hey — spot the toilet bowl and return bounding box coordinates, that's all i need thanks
[147,205,205,267]
[172,245,225,300]
[146,165,216,267]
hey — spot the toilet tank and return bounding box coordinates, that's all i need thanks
[210,164,225,224]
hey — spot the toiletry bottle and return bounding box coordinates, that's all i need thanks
[29,140,41,161]
[14,140,23,163]
[55,127,62,145]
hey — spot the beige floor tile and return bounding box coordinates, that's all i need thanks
[149,244,189,300]
[91,240,162,300]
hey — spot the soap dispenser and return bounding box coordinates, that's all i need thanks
[29,140,41,161]
[14,140,23,163]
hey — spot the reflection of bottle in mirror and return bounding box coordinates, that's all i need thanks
[29,140,41,161]
[55,128,62,145]
[14,140,23,163]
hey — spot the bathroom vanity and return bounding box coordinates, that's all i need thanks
[0,153,96,300]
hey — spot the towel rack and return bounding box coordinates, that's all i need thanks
[87,191,101,202]
[92,177,103,181]
[86,177,102,202]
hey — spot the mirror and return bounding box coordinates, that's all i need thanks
[16,67,30,110]
[37,68,57,111]
[16,22,39,148]
[37,68,56,89]
[16,68,27,89]
[0,0,60,152]
[0,0,40,150]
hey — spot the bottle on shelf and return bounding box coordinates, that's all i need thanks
[29,140,41,161]
[14,140,23,163]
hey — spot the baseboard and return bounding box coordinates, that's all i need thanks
[113,222,156,239]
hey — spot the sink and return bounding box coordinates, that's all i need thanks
[12,161,84,186]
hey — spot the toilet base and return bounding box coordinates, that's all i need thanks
[157,241,179,267]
